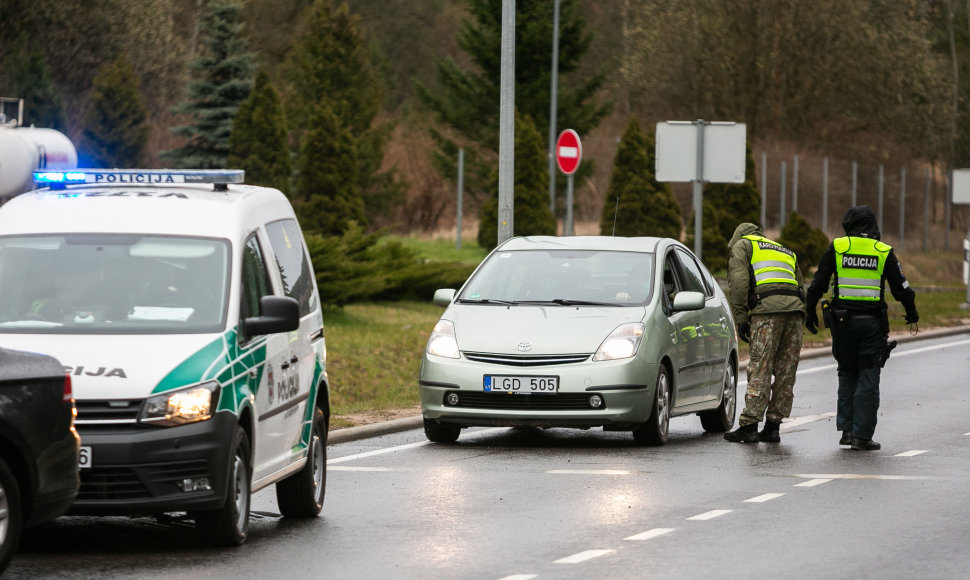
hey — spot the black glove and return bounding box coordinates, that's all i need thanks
[904,302,919,324]
[805,309,818,334]
[736,322,750,343]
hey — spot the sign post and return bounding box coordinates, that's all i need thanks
[556,129,582,236]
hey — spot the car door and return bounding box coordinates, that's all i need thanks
[674,248,728,403]
[240,233,293,481]
[662,251,707,407]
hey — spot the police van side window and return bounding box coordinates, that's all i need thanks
[265,219,316,316]
[674,248,709,297]
[241,235,274,324]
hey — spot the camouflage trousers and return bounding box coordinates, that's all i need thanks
[739,311,804,427]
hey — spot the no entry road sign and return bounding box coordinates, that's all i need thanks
[556,129,582,175]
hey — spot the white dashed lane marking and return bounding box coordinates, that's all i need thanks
[795,473,934,480]
[744,493,785,503]
[546,469,633,475]
[687,509,732,521]
[795,478,833,487]
[497,575,537,580]
[554,550,615,564]
[895,450,928,457]
[624,528,675,541]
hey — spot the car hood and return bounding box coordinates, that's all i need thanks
[0,332,245,400]
[447,305,646,354]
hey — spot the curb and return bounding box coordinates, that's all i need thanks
[328,324,970,445]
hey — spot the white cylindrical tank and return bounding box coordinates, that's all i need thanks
[0,126,78,198]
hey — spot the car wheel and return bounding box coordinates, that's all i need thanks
[195,427,251,546]
[276,404,327,517]
[0,457,22,574]
[699,361,737,433]
[633,365,670,446]
[423,418,461,443]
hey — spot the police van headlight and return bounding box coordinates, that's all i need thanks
[141,382,219,426]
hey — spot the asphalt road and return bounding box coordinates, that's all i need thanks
[9,330,970,579]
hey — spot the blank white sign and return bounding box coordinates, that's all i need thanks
[655,122,747,183]
[952,169,970,204]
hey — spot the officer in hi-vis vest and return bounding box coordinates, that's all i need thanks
[724,223,806,444]
[805,206,918,451]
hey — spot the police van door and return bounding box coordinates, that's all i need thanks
[240,233,296,481]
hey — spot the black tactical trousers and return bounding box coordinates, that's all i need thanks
[833,315,885,441]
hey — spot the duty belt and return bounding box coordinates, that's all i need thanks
[754,286,805,304]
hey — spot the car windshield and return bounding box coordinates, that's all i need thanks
[0,234,230,334]
[459,249,655,306]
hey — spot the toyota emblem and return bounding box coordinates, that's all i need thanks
[517,341,533,352]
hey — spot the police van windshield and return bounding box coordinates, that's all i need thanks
[0,234,229,334]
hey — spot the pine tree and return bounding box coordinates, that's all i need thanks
[6,50,66,131]
[478,113,556,250]
[79,57,149,169]
[293,103,365,236]
[600,118,682,239]
[165,0,253,168]
[285,0,403,225]
[416,0,612,203]
[227,70,290,193]
[779,212,829,274]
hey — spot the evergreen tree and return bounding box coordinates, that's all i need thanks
[600,118,681,239]
[79,57,149,169]
[416,0,612,202]
[285,0,403,225]
[694,144,761,272]
[6,50,66,131]
[293,103,365,236]
[685,203,726,273]
[227,70,290,193]
[778,212,829,275]
[165,0,253,168]
[478,113,556,250]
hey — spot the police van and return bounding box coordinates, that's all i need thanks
[0,169,329,545]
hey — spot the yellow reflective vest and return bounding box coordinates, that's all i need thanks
[744,235,798,287]
[833,236,890,302]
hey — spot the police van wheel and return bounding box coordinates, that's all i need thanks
[0,457,23,574]
[195,427,251,546]
[633,366,670,446]
[423,418,461,443]
[699,362,737,433]
[276,405,327,517]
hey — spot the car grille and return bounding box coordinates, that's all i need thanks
[75,399,142,425]
[445,391,605,410]
[462,352,591,366]
[78,459,210,501]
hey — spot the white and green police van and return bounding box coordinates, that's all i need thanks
[0,169,329,545]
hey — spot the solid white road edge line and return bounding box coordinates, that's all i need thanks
[328,427,506,464]
[554,550,615,564]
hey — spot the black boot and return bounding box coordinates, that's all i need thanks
[839,431,851,446]
[724,423,759,443]
[850,437,881,451]
[758,421,781,443]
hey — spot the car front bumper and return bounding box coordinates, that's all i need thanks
[419,353,659,429]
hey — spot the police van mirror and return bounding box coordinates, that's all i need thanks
[433,289,456,307]
[672,291,705,312]
[244,296,299,336]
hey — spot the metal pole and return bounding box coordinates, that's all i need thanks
[945,170,952,251]
[497,0,515,245]
[899,166,906,249]
[792,154,799,213]
[822,157,829,234]
[547,0,560,214]
[851,161,858,206]
[878,164,884,234]
[693,120,706,260]
[566,173,575,235]
[456,148,464,250]
[923,167,930,253]
[780,161,787,229]
[760,152,767,229]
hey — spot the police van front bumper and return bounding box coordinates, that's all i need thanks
[70,411,237,516]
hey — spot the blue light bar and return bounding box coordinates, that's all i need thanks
[32,169,245,189]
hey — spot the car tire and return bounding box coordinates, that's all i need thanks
[0,457,22,574]
[276,404,327,517]
[423,418,461,443]
[699,361,737,433]
[633,365,670,446]
[194,427,251,546]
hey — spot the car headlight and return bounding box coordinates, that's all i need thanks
[427,319,460,359]
[141,382,219,426]
[593,323,645,361]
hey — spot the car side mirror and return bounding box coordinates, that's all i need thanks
[433,289,456,307]
[243,296,300,336]
[672,291,705,312]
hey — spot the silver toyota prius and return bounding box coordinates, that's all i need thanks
[418,235,738,445]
